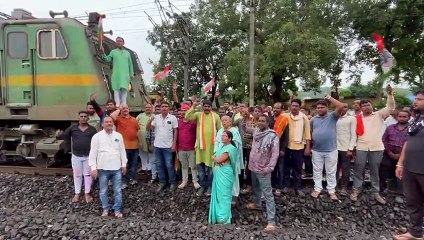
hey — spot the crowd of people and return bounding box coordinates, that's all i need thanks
[57,84,424,239]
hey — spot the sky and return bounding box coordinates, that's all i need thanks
[3,0,382,89]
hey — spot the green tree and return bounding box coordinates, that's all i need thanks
[345,0,424,97]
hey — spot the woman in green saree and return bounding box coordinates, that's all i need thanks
[208,130,238,224]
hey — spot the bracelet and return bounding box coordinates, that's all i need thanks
[396,164,404,168]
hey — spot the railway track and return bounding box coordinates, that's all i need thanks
[0,166,72,176]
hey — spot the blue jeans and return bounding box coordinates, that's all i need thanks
[271,155,284,189]
[155,147,176,185]
[99,170,123,212]
[197,163,213,189]
[125,149,138,181]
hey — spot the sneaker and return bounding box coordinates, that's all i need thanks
[121,183,128,190]
[350,191,359,202]
[295,190,305,197]
[340,188,348,196]
[170,184,177,191]
[274,189,282,196]
[193,181,201,190]
[156,184,166,192]
[196,187,205,197]
[205,187,212,196]
[178,181,187,189]
[281,187,289,194]
[374,193,387,205]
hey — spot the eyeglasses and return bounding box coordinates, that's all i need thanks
[79,115,88,118]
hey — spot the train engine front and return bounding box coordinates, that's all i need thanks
[0,9,145,167]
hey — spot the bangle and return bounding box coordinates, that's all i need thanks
[396,164,403,168]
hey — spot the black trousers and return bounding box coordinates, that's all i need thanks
[379,153,399,192]
[240,148,252,188]
[336,151,351,188]
[403,169,424,238]
[304,155,313,175]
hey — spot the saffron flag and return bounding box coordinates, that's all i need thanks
[202,78,215,93]
[98,15,105,47]
[372,33,394,73]
[153,65,170,80]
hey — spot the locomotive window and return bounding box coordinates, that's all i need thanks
[37,30,68,59]
[7,32,28,59]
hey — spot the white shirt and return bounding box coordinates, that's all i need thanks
[382,115,398,134]
[336,114,357,151]
[88,130,128,171]
[151,113,178,148]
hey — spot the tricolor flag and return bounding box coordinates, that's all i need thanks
[372,33,395,73]
[98,15,105,47]
[153,65,170,80]
[202,78,215,93]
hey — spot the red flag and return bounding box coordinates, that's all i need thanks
[373,33,384,53]
[202,78,215,93]
[372,33,394,73]
[153,65,170,80]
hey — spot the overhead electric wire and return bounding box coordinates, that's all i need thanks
[71,0,193,17]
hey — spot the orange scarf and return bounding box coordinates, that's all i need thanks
[200,112,216,150]
[274,114,289,139]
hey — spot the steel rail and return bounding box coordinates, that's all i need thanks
[0,166,72,176]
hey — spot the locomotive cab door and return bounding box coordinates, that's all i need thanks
[4,25,34,107]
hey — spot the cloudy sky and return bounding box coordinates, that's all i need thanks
[3,0,381,89]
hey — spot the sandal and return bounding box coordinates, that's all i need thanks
[84,194,93,203]
[329,193,339,201]
[264,224,277,232]
[246,203,260,210]
[311,191,321,198]
[101,210,109,217]
[71,194,80,203]
[393,232,424,240]
[115,212,123,218]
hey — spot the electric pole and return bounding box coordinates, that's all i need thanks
[248,0,256,107]
[183,35,190,100]
[171,12,191,100]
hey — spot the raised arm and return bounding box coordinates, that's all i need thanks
[110,108,121,121]
[185,106,199,121]
[172,80,179,104]
[378,85,395,118]
[325,94,344,117]
[102,49,113,62]
[90,93,104,117]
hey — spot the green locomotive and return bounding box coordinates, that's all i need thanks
[0,9,146,167]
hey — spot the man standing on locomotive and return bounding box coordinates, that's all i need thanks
[89,116,128,218]
[100,36,134,107]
